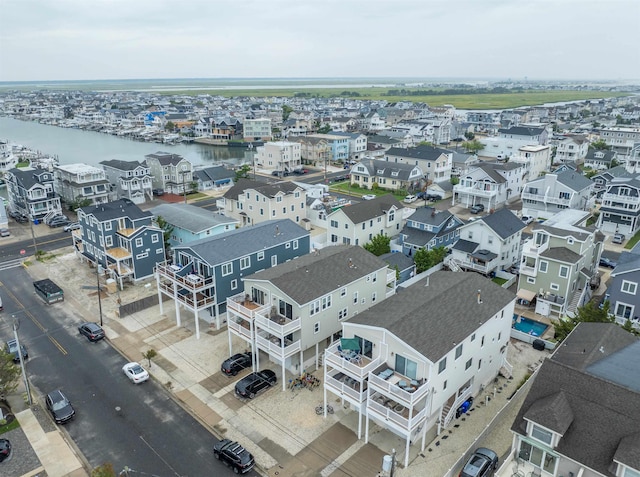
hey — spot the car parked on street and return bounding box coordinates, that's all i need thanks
[213,439,255,474]
[234,370,277,399]
[459,447,498,477]
[221,352,253,376]
[63,222,81,232]
[122,362,150,384]
[599,257,617,269]
[469,204,485,214]
[291,168,308,175]
[46,389,75,424]
[612,233,625,244]
[403,194,418,203]
[152,188,164,196]
[0,228,10,237]
[361,194,376,200]
[5,339,28,363]
[0,438,11,462]
[521,215,534,225]
[78,322,105,342]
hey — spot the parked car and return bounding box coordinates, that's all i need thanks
[469,204,485,214]
[221,352,253,376]
[0,438,11,462]
[612,233,625,244]
[45,214,68,225]
[46,389,75,424]
[403,194,418,204]
[361,194,376,200]
[271,170,289,177]
[63,222,81,232]
[599,257,617,269]
[0,228,10,237]
[122,362,150,384]
[291,168,308,175]
[521,215,534,225]
[333,174,349,182]
[152,189,164,196]
[213,439,255,474]
[49,217,71,228]
[459,447,499,477]
[78,322,105,342]
[234,370,277,399]
[5,339,28,363]
[425,194,441,201]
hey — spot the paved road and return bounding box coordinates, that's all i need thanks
[0,267,258,477]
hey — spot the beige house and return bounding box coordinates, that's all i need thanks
[217,179,307,227]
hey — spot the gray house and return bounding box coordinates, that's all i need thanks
[73,199,165,286]
[155,219,310,336]
[193,165,235,191]
[5,167,62,220]
[606,249,640,327]
[100,159,153,204]
[398,206,464,255]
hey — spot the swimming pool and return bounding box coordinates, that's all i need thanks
[512,315,549,337]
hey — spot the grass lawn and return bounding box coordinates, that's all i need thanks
[188,192,210,201]
[329,183,405,201]
[625,231,640,249]
[0,417,20,435]
[492,277,508,286]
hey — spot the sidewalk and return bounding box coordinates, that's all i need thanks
[19,249,547,477]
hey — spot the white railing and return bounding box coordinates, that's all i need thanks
[521,192,571,206]
[367,397,428,432]
[254,313,301,337]
[522,240,549,257]
[457,258,498,274]
[325,374,366,403]
[226,292,270,319]
[368,373,430,407]
[454,186,497,198]
[324,344,383,379]
[255,334,301,359]
[227,319,253,341]
[441,386,472,429]
[602,193,640,206]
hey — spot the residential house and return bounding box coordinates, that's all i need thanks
[243,118,272,141]
[453,162,525,210]
[367,135,402,153]
[324,271,515,467]
[0,140,18,173]
[597,173,640,235]
[100,159,153,205]
[326,195,405,246]
[303,133,350,163]
[155,219,310,336]
[329,132,368,160]
[447,208,526,275]
[606,250,640,327]
[226,245,395,388]
[385,145,453,184]
[379,252,416,284]
[598,126,640,159]
[583,149,617,170]
[481,126,549,159]
[254,141,302,174]
[451,152,480,178]
[73,199,165,286]
[509,322,640,477]
[291,136,330,167]
[144,152,194,195]
[358,111,386,131]
[54,163,111,206]
[516,209,604,318]
[350,159,424,192]
[193,165,235,191]
[521,170,594,220]
[217,179,307,227]
[150,203,238,248]
[5,167,62,220]
[591,165,628,193]
[398,206,464,256]
[552,134,589,164]
[510,145,551,181]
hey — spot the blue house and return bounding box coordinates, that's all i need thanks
[606,249,640,330]
[155,219,310,337]
[150,203,239,248]
[398,206,464,255]
[73,199,165,286]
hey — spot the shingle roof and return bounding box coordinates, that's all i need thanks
[400,226,435,247]
[386,145,450,161]
[555,170,594,191]
[360,159,420,181]
[193,165,234,182]
[150,203,236,234]
[452,239,479,253]
[223,178,301,200]
[379,252,415,272]
[100,159,148,171]
[498,126,544,136]
[479,208,526,239]
[333,194,403,224]
[245,245,387,305]
[408,207,454,228]
[144,152,187,166]
[348,271,515,362]
[223,178,264,200]
[540,246,581,264]
[173,219,308,266]
[79,199,152,222]
[511,323,640,474]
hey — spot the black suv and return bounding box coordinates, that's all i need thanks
[469,204,485,214]
[459,447,498,477]
[235,370,277,399]
[221,352,253,376]
[213,439,255,474]
[46,389,75,424]
[5,339,28,363]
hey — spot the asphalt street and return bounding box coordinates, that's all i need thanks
[0,266,258,477]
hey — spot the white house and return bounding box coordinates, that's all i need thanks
[243,117,272,140]
[510,145,551,181]
[254,141,302,174]
[453,162,525,210]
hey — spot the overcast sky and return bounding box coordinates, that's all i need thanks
[1,0,638,82]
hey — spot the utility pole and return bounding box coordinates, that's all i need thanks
[96,258,104,327]
[29,212,38,255]
[389,448,396,477]
[182,172,187,204]
[13,317,32,406]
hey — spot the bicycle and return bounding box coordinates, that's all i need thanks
[315,403,334,415]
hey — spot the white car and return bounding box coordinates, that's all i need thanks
[521,215,534,225]
[362,194,376,201]
[403,194,417,203]
[122,362,150,384]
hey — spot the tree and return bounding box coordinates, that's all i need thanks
[91,463,117,477]
[463,131,475,140]
[589,139,610,151]
[69,197,91,211]
[317,124,331,134]
[416,141,433,147]
[165,121,176,132]
[155,216,174,255]
[0,350,21,400]
[142,349,157,368]
[413,246,448,273]
[450,176,460,185]
[234,164,251,181]
[363,233,391,256]
[462,139,485,155]
[282,105,293,121]
[552,300,614,342]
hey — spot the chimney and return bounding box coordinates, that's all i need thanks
[348,258,353,268]
[477,289,483,304]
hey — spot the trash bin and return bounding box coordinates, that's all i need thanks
[532,339,545,351]
[34,219,39,225]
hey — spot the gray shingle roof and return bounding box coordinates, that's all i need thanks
[379,252,415,272]
[555,170,594,191]
[79,199,152,222]
[245,245,387,305]
[348,271,515,362]
[409,207,454,228]
[334,195,403,224]
[359,159,420,181]
[540,247,581,264]
[223,178,301,200]
[479,208,526,239]
[452,239,479,253]
[522,391,574,435]
[498,126,544,136]
[144,152,187,166]
[386,145,450,161]
[173,219,308,266]
[193,165,234,182]
[150,203,236,234]
[400,226,435,247]
[100,159,147,171]
[511,323,640,474]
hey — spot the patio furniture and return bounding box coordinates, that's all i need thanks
[378,368,394,380]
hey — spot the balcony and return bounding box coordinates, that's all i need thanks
[255,333,301,359]
[158,281,216,308]
[156,262,214,293]
[226,292,270,320]
[521,192,571,206]
[520,263,537,277]
[227,315,254,341]
[367,394,428,433]
[522,239,549,258]
[368,367,430,408]
[325,373,368,404]
[254,311,301,338]
[454,185,498,198]
[602,193,640,206]
[324,342,383,380]
[106,246,132,260]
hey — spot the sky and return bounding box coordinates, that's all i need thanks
[1,0,639,82]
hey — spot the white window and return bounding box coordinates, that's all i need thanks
[455,344,463,359]
[293,240,298,250]
[321,295,332,310]
[231,279,238,290]
[372,292,377,303]
[240,256,250,270]
[353,291,358,304]
[135,252,148,259]
[221,262,233,276]
[257,251,265,261]
[438,358,446,374]
[135,238,143,247]
[104,222,112,231]
[151,234,159,243]
[105,236,113,247]
[559,266,569,278]
[550,283,559,291]
[539,261,548,273]
[527,277,536,284]
[340,287,346,297]
[531,424,553,445]
[622,280,637,295]
[271,255,277,266]
[310,299,320,316]
[465,358,472,370]
[314,322,320,334]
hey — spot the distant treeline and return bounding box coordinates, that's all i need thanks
[384,86,526,96]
